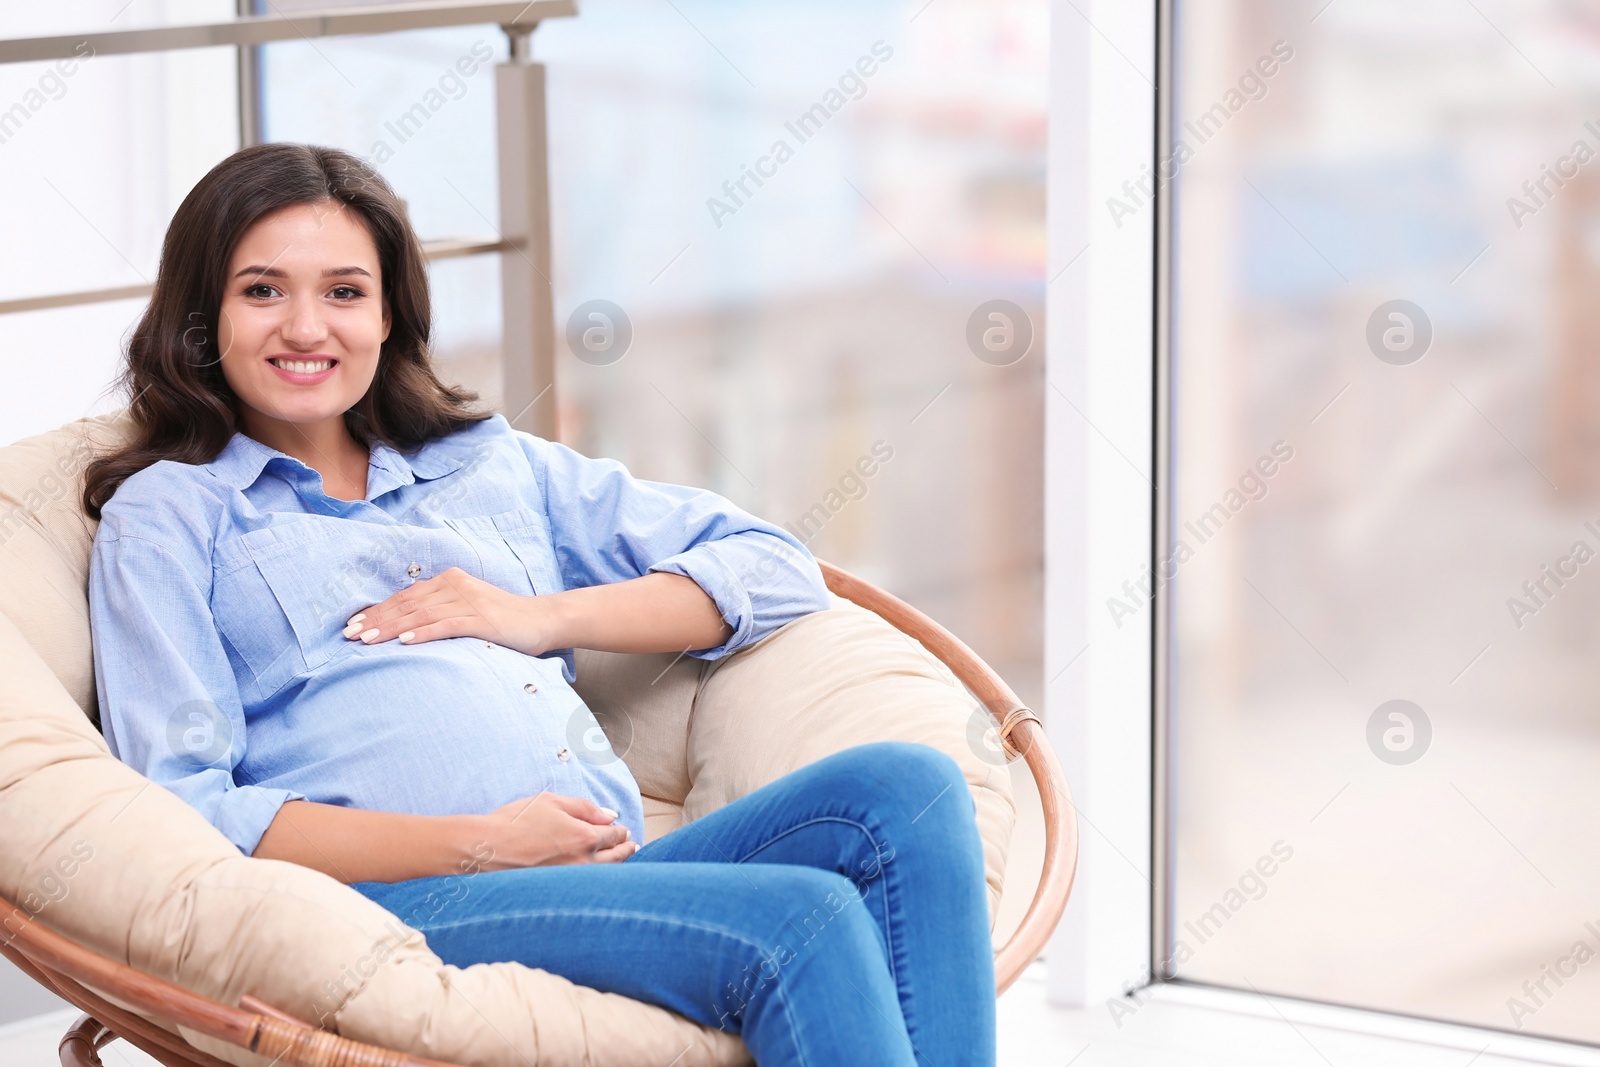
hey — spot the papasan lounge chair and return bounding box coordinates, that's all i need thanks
[0,411,1079,1067]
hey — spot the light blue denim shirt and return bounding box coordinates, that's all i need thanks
[88,413,830,857]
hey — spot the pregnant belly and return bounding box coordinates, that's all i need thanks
[247,637,643,834]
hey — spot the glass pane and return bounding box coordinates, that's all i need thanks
[0,2,237,443]
[0,300,145,440]
[1169,0,1600,1042]
[259,23,504,242]
[427,252,503,411]
[0,40,238,302]
[543,0,1048,703]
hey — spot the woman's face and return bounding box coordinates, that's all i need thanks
[216,199,391,436]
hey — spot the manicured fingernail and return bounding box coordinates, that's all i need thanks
[398,631,415,643]
[342,621,362,638]
[348,613,366,625]
[360,628,380,643]
[600,807,618,819]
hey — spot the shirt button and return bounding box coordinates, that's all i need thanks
[524,682,538,695]
[485,641,495,649]
[556,747,571,762]
[406,562,422,578]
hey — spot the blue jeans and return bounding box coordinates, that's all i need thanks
[350,741,996,1067]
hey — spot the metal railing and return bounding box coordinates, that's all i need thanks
[0,0,571,436]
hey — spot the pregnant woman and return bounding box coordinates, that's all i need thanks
[84,143,996,1066]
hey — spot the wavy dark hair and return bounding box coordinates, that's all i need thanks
[83,142,490,519]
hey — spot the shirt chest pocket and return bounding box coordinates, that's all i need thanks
[439,506,562,597]
[213,522,427,696]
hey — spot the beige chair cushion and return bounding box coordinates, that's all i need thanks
[573,610,1015,924]
[0,412,1015,1067]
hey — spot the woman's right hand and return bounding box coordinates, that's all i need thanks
[473,793,639,868]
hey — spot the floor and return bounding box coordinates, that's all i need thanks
[6,962,1598,1067]
[995,967,1600,1067]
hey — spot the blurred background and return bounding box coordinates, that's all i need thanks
[1168,0,1600,1044]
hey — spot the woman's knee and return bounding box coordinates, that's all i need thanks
[826,741,973,816]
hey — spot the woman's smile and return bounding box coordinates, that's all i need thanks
[266,354,340,384]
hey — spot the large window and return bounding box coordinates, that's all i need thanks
[1165,0,1600,1042]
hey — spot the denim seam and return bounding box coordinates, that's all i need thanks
[769,971,811,1067]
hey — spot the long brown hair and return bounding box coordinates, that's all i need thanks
[83,142,490,519]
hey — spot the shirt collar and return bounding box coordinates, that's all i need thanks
[206,429,471,496]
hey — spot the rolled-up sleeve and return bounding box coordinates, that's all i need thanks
[520,433,831,659]
[89,531,304,855]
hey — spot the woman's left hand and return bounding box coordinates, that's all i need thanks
[343,567,553,656]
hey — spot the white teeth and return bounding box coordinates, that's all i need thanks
[271,358,334,374]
